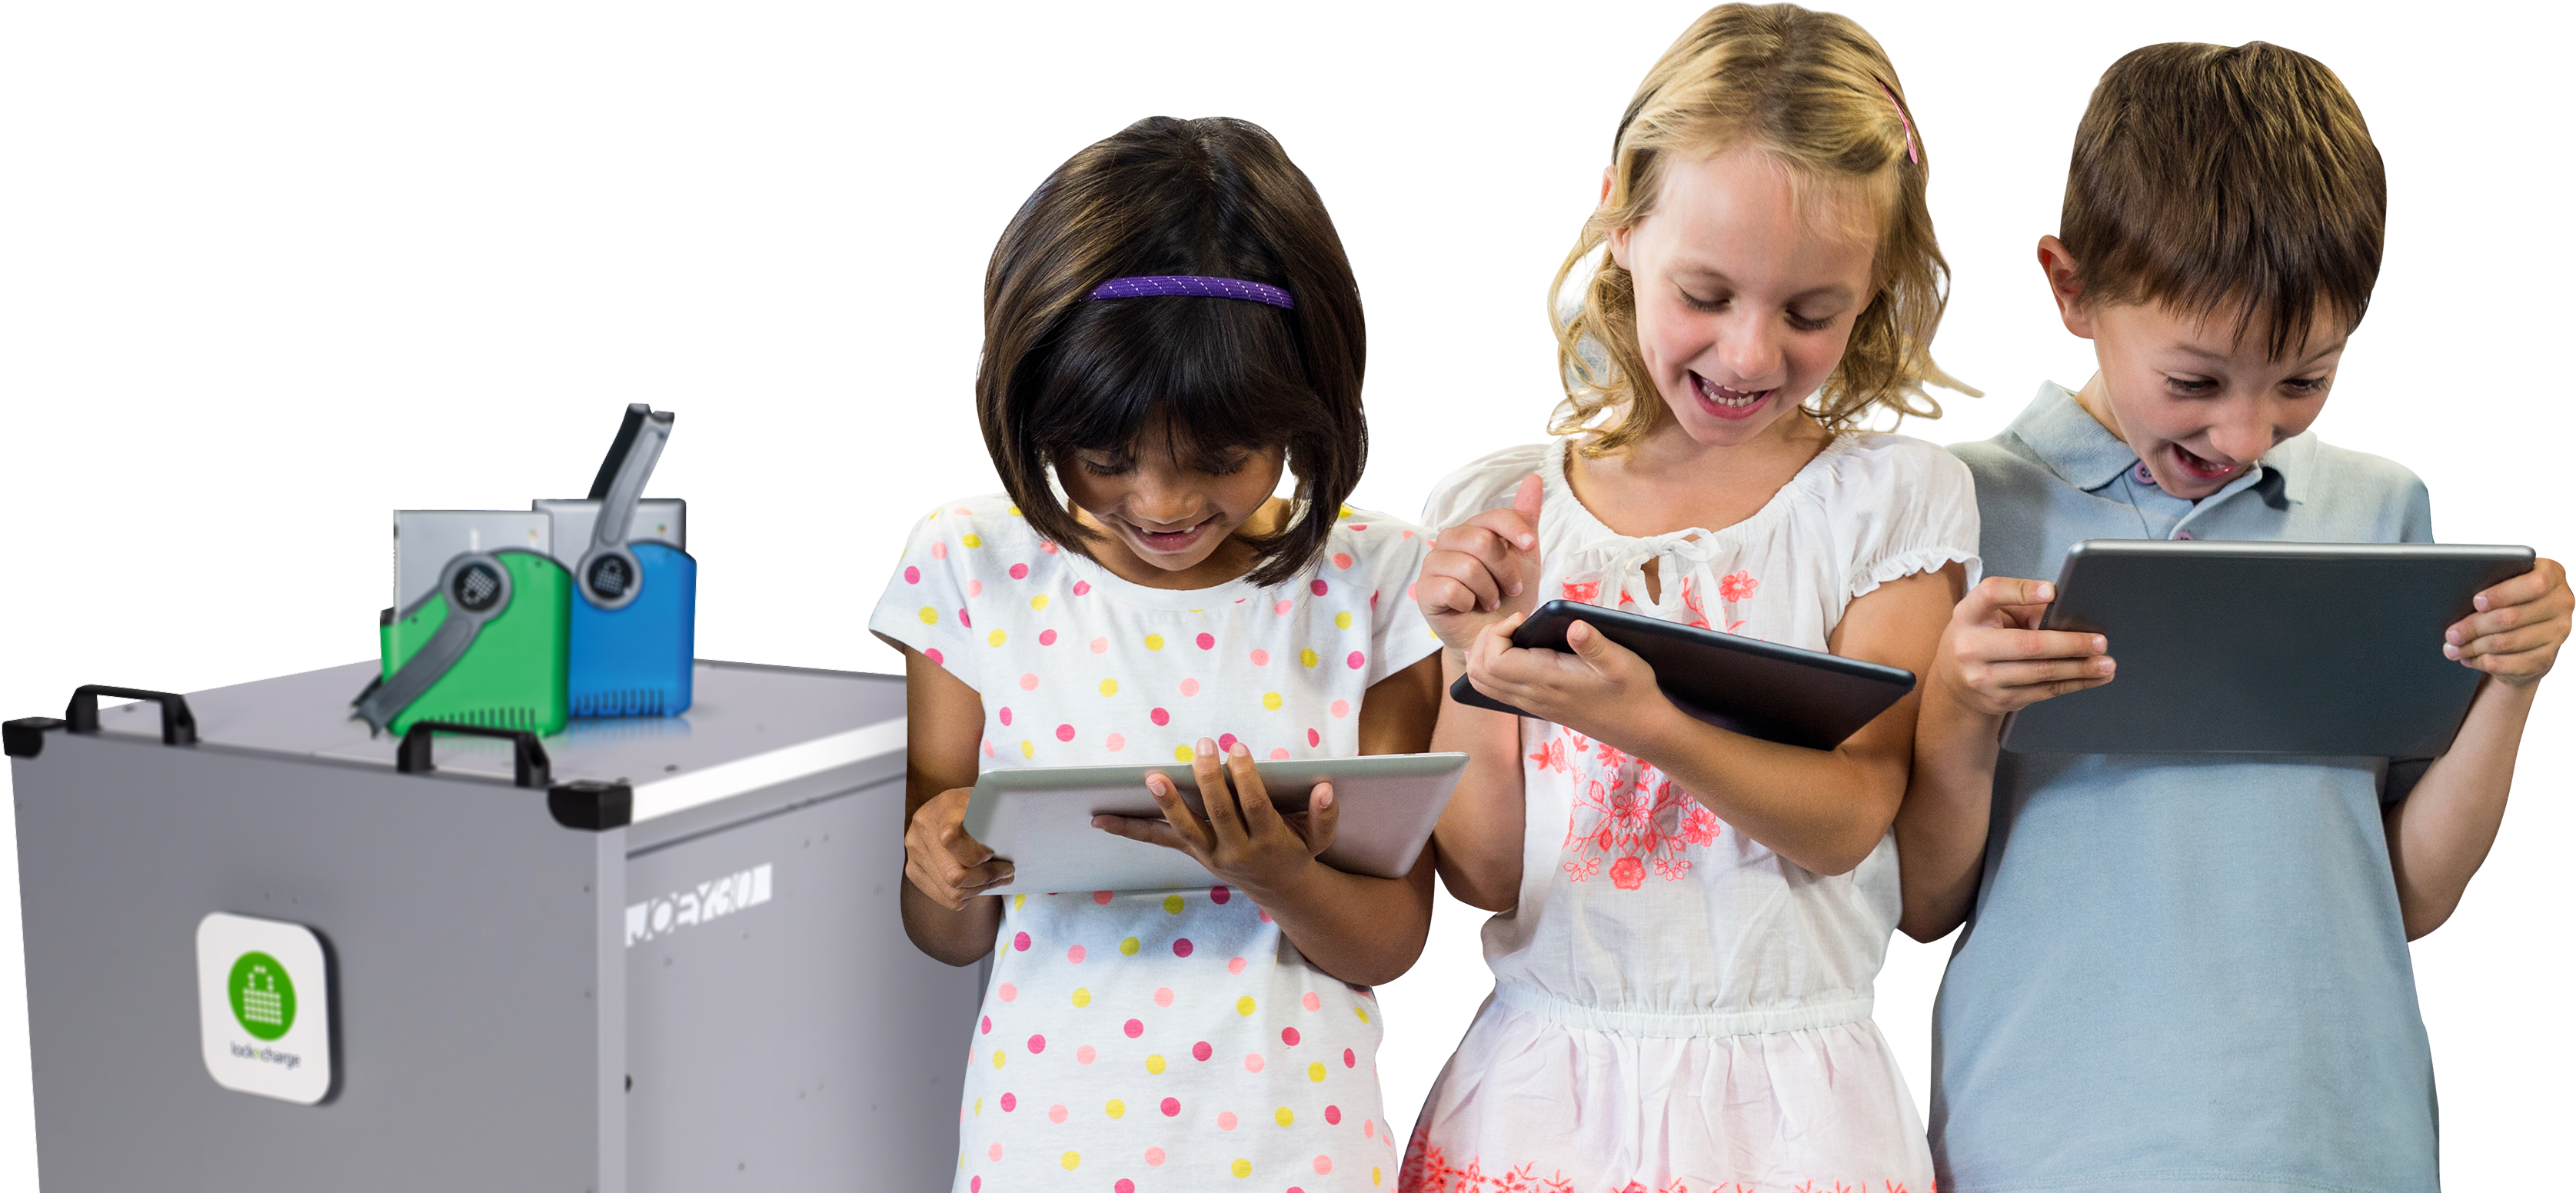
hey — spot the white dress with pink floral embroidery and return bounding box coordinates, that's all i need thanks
[1401,433,1979,1193]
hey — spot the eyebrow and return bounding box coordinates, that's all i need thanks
[1667,263,1858,304]
[2173,338,2349,366]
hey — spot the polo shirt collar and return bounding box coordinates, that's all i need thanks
[2009,381,2311,505]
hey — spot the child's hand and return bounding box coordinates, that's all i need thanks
[904,785,1013,911]
[1419,475,1545,652]
[1460,611,1665,742]
[1932,577,2115,717]
[1093,740,1340,898]
[2446,557,2571,687]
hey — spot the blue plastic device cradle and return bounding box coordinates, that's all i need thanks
[561,404,696,718]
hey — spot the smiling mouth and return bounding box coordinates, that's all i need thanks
[2171,442,2242,482]
[1690,371,1773,422]
[1122,513,1220,555]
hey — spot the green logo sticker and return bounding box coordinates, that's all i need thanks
[227,951,296,1041]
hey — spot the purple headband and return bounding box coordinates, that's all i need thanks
[1084,275,1294,310]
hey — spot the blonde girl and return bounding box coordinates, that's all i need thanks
[1405,5,1975,1188]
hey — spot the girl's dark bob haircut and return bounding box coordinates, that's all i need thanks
[977,115,1366,589]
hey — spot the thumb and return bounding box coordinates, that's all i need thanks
[1566,618,1616,663]
[1512,473,1544,522]
[1974,576,2054,616]
[1303,783,1340,856]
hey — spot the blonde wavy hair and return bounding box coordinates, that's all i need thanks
[1553,3,1975,454]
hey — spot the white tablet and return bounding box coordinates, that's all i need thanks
[961,753,1468,894]
[2000,540,2534,755]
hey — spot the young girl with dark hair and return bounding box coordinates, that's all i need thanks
[870,115,1443,1193]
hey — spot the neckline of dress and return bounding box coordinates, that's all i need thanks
[1539,431,1861,552]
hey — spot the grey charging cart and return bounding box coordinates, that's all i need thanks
[5,661,978,1191]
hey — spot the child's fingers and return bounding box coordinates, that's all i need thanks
[1301,782,1340,856]
[1091,814,1200,856]
[1225,743,1289,836]
[1461,505,1540,556]
[1142,771,1214,855]
[1419,553,1503,614]
[1190,739,1247,844]
[1974,655,2116,691]
[2468,560,2566,615]
[1961,576,2055,624]
[1969,625,2106,665]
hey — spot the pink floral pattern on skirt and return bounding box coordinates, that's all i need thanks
[1530,728,1721,888]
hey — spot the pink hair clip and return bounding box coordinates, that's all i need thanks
[1879,81,1918,165]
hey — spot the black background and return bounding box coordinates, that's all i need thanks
[5,7,2555,1185]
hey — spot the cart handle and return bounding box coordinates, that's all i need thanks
[396,721,551,788]
[64,686,198,745]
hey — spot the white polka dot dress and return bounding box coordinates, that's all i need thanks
[868,494,1442,1192]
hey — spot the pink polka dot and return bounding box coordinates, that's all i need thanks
[1347,651,1366,669]
[987,1142,1003,1161]
[1039,628,1057,646]
[1180,678,1200,697]
[1047,1104,1067,1123]
[1210,885,1231,905]
[1106,732,1126,751]
[1217,732,1237,752]
[972,1177,982,1192]
[1316,1155,1334,1175]
[982,740,994,758]
[967,579,983,598]
[1243,1054,1265,1073]
[1042,540,1059,554]
[1258,908,1273,923]
[1250,648,1270,665]
[1067,944,1087,962]
[1077,1044,1097,1064]
[1146,1146,1167,1165]
[1227,957,1247,975]
[980,1015,993,1034]
[1056,724,1075,741]
[1073,580,1090,595]
[1153,987,1174,1007]
[904,565,920,585]
[1217,1111,1239,1130]
[1009,563,1029,579]
[1330,699,1350,718]
[1172,938,1193,958]
[1302,992,1320,1011]
[934,542,949,560]
[1093,891,1113,905]
[1020,673,1040,691]
[958,608,973,628]
[1117,1181,1136,1193]
[1274,599,1294,615]
[1363,1118,1374,1138]
[1124,1018,1144,1038]
[1270,748,1289,759]
[1027,1035,1046,1053]
[1310,579,1329,596]
[1150,708,1170,726]
[1350,524,1369,532]
[1013,932,1031,951]
[1333,552,1353,569]
[1196,632,1216,650]
[1406,582,1417,599]
[1401,529,1414,539]
[1306,728,1321,747]
[998,983,1017,1002]
[954,507,972,516]
[1343,1048,1356,1068]
[999,707,1013,726]
[1090,636,1109,653]
[1324,1105,1341,1125]
[925,647,944,665]
[1159,1098,1180,1118]
[1191,1041,1213,1062]
[1283,1027,1302,1045]
[1000,1092,1018,1111]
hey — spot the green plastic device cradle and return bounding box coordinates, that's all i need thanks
[357,548,571,736]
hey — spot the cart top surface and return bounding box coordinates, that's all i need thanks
[86,660,906,822]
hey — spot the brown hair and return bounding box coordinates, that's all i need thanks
[2062,42,2385,357]
[1553,2,1971,454]
[977,117,1366,588]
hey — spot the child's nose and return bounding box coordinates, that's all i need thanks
[1715,315,1781,384]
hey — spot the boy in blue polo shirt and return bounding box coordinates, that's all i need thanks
[1895,42,2572,1190]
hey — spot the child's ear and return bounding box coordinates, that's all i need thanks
[1602,168,1635,273]
[2037,235,2095,340]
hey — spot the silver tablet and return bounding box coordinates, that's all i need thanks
[962,752,1468,894]
[391,510,553,608]
[2001,540,2534,755]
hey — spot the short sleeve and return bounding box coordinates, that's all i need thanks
[1347,516,1441,686]
[867,507,987,693]
[1843,436,1984,600]
[1418,443,1551,537]
[2398,475,2435,545]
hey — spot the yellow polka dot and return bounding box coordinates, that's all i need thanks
[1120,936,1141,956]
[1373,1166,1383,1186]
[993,1050,1006,1068]
[1300,648,1320,668]
[1309,1061,1326,1082]
[1163,894,1185,914]
[1339,505,1356,518]
[1334,611,1353,630]
[1232,1158,1253,1179]
[1106,1098,1126,1118]
[1032,594,1050,610]
[1071,988,1091,1008]
[973,1097,982,1115]
[1275,1107,1294,1127]
[1262,691,1282,711]
[1144,633,1165,651]
[1236,995,1256,1016]
[1020,739,1034,759]
[988,628,1007,647]
[1146,1054,1166,1075]
[1100,678,1119,697]
[963,534,983,548]
[1007,505,1022,516]
[1061,1151,1080,1171]
[1013,893,1027,909]
[918,606,938,625]
[1176,745,1195,762]
[1354,1007,1370,1023]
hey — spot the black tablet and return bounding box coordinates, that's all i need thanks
[1447,599,1916,751]
[2000,540,2534,755]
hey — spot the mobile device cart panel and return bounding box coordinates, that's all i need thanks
[7,661,977,1192]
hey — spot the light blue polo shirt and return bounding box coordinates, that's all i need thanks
[1930,382,2440,1191]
